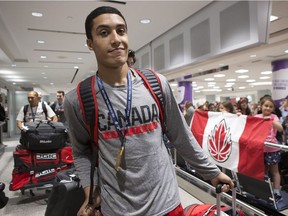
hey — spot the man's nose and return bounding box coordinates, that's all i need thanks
[111,31,121,45]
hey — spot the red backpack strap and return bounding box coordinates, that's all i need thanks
[134,69,165,132]
[76,75,99,206]
[76,75,98,148]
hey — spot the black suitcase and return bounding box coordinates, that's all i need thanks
[45,168,85,216]
[20,121,68,150]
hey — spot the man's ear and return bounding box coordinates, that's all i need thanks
[87,39,93,50]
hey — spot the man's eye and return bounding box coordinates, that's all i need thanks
[117,28,126,35]
[100,30,108,36]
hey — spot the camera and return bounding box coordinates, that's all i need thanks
[0,182,9,209]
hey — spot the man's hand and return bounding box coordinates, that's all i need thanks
[77,186,101,216]
[210,172,234,193]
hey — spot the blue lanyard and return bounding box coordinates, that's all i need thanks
[96,71,132,146]
[30,104,38,121]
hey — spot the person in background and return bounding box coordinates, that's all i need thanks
[279,96,288,145]
[251,102,258,116]
[127,49,136,67]
[255,97,283,203]
[258,94,283,144]
[16,91,57,131]
[183,101,195,126]
[208,103,216,111]
[0,95,6,122]
[217,101,235,114]
[50,90,66,126]
[64,6,233,216]
[236,97,252,115]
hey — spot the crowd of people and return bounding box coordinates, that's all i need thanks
[183,95,288,203]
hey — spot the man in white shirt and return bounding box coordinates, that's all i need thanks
[16,91,57,130]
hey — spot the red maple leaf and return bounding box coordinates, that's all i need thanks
[208,119,232,162]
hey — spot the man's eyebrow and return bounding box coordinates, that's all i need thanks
[95,24,126,31]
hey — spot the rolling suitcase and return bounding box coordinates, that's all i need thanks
[184,182,244,216]
[44,168,85,216]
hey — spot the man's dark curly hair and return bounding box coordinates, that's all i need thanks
[85,6,127,40]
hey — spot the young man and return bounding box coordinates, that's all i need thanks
[50,90,66,126]
[64,6,233,216]
[16,91,57,130]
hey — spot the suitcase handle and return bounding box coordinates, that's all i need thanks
[35,121,56,130]
[216,180,238,216]
[216,180,237,194]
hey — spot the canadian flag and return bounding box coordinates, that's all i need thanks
[191,110,273,180]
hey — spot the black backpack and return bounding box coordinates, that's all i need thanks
[77,68,165,207]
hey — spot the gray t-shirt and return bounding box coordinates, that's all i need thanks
[64,70,220,216]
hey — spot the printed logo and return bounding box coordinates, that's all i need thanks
[36,153,57,160]
[207,119,232,162]
[40,140,52,143]
[35,168,55,178]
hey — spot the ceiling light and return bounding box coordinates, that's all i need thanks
[259,76,270,79]
[204,78,214,81]
[235,69,249,73]
[246,79,255,82]
[37,40,45,44]
[239,86,246,89]
[32,12,43,17]
[249,82,272,86]
[40,55,46,59]
[238,75,249,79]
[140,19,151,24]
[270,15,278,22]
[170,83,177,87]
[12,83,16,85]
[202,89,222,92]
[11,64,16,67]
[285,50,288,53]
[249,54,256,58]
[226,79,236,82]
[74,66,79,69]
[213,86,220,89]
[261,71,272,75]
[195,90,201,93]
[214,74,225,78]
[77,57,82,60]
[226,82,235,86]
[207,82,216,85]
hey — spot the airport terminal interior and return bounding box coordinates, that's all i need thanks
[1,0,288,215]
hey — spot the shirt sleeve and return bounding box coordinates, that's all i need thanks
[158,74,220,180]
[16,106,24,121]
[64,90,98,188]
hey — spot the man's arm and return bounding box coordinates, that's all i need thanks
[17,120,23,130]
[50,115,58,122]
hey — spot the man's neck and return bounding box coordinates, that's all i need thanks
[97,64,130,86]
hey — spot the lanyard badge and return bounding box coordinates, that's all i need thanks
[97,71,132,171]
